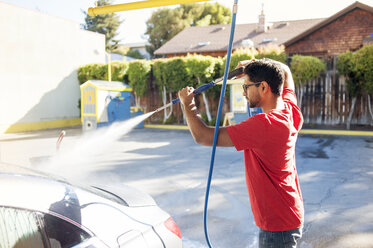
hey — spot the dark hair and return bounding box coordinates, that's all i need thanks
[244,58,284,96]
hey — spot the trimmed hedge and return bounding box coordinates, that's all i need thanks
[77,62,128,84]
[77,48,327,102]
[354,44,373,94]
[127,60,151,97]
[337,44,373,96]
[290,55,326,86]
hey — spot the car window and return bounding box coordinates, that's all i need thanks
[0,207,45,248]
[43,213,90,248]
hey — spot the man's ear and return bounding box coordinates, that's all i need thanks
[261,81,269,93]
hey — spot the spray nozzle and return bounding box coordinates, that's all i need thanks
[214,66,245,84]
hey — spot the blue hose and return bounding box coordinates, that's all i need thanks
[203,1,238,247]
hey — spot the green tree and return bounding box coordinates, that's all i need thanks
[180,3,232,26]
[126,49,144,59]
[83,0,122,51]
[145,8,188,57]
[145,3,231,57]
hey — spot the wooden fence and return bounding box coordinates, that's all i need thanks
[296,71,373,126]
[141,69,373,127]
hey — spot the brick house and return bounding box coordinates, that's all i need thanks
[285,1,373,57]
[285,2,373,127]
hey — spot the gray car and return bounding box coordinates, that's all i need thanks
[0,164,183,248]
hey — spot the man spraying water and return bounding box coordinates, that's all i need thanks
[178,59,304,248]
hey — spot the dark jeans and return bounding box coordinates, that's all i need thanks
[259,227,302,248]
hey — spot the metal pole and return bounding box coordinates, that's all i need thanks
[88,0,210,16]
[106,52,112,82]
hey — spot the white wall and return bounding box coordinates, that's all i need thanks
[0,2,106,133]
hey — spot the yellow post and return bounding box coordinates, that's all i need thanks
[88,0,210,16]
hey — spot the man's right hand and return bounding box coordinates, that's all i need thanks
[235,59,254,79]
[272,61,295,91]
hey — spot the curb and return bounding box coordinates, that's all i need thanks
[144,124,373,137]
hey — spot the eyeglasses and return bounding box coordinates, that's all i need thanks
[242,82,261,91]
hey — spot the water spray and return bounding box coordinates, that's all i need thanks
[153,66,244,114]
[152,1,239,247]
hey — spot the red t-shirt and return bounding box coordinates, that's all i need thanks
[226,87,304,231]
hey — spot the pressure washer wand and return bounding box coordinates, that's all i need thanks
[154,66,244,113]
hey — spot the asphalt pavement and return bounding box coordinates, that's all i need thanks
[1,126,373,248]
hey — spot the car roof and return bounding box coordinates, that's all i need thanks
[0,171,103,219]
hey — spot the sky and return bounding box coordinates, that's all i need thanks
[1,0,372,44]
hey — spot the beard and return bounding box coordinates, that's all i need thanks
[249,100,259,108]
[246,95,260,108]
[246,87,261,108]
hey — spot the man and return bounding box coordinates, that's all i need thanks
[178,59,304,248]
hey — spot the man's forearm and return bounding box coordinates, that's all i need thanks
[283,66,295,91]
[178,86,234,147]
[183,102,215,146]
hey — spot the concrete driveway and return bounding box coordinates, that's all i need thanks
[1,126,372,248]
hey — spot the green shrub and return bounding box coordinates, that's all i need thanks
[208,115,223,126]
[78,63,106,84]
[164,114,177,124]
[354,44,373,94]
[256,45,287,63]
[290,55,326,86]
[337,51,361,96]
[111,62,128,82]
[222,48,256,74]
[153,57,193,93]
[337,44,373,96]
[77,62,128,84]
[127,60,151,97]
[184,54,216,86]
[152,58,169,92]
[167,57,192,92]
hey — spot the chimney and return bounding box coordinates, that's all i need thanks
[257,4,267,33]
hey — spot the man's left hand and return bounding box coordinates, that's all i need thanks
[178,86,195,107]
